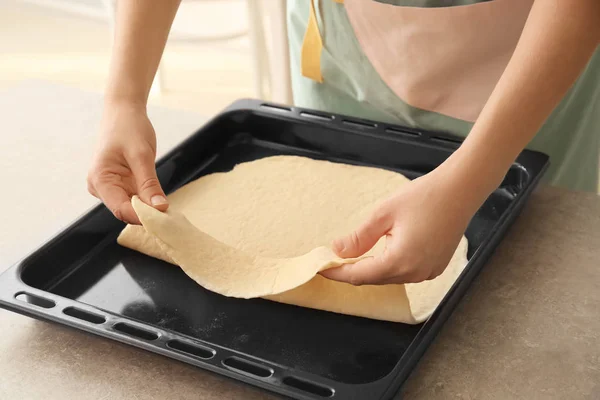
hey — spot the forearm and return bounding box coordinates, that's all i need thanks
[105,0,181,106]
[441,0,600,209]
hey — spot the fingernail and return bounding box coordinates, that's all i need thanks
[151,195,167,206]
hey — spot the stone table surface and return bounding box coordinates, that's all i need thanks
[1,82,599,399]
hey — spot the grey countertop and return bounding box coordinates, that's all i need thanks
[1,82,599,400]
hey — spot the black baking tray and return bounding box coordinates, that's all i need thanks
[0,99,548,399]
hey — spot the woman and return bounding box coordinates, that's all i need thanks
[88,0,599,286]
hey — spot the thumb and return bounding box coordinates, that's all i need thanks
[129,152,169,211]
[332,210,391,258]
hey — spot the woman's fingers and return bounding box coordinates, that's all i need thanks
[324,232,435,285]
[325,206,395,285]
[321,255,391,285]
[332,209,391,258]
[92,173,140,224]
[128,150,168,211]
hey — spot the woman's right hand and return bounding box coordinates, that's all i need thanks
[87,102,168,224]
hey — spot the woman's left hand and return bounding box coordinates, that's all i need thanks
[321,167,478,285]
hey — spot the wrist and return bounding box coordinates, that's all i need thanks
[104,90,147,108]
[433,146,508,214]
[103,95,147,114]
[100,98,150,138]
[104,72,150,110]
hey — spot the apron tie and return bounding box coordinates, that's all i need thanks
[301,0,344,83]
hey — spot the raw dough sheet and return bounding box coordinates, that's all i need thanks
[118,156,468,324]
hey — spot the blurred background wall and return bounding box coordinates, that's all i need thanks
[0,0,290,115]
